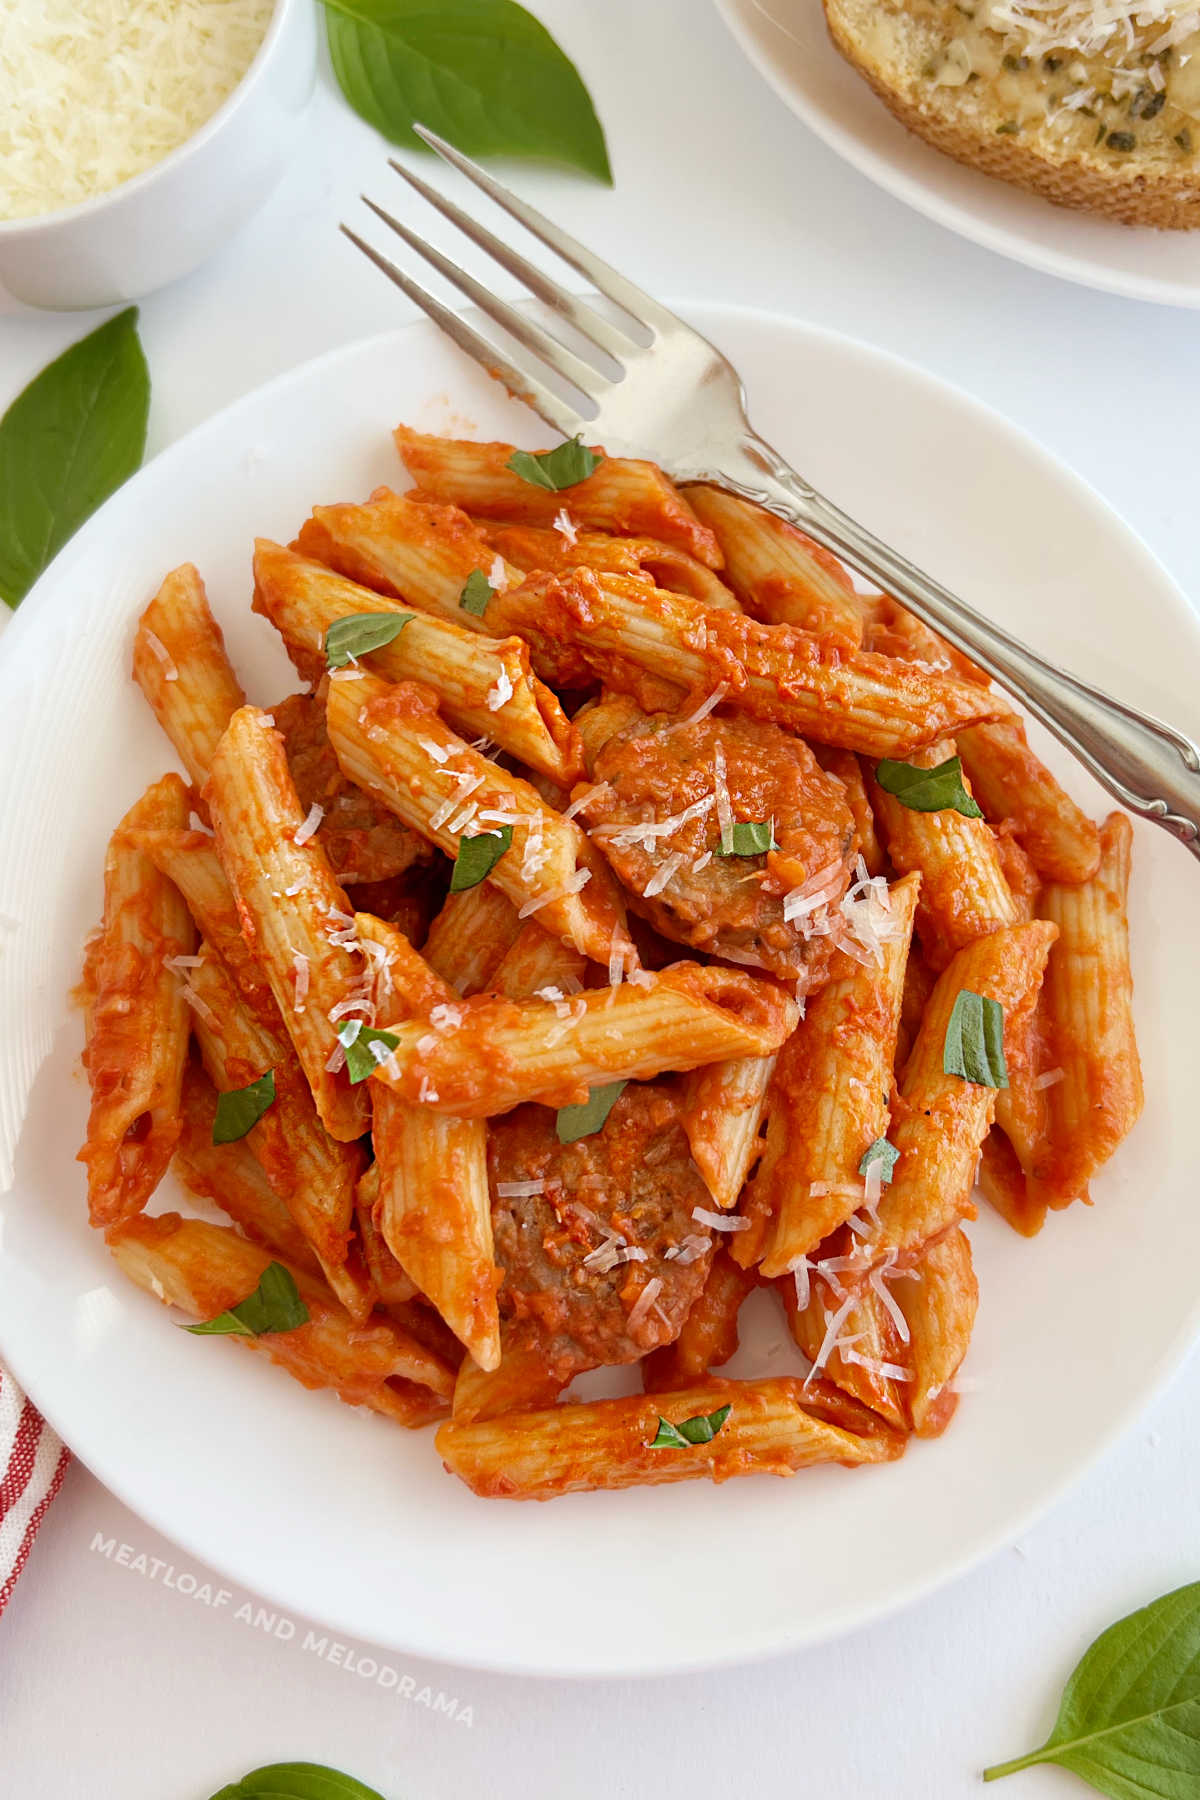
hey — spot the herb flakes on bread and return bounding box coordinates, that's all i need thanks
[823,0,1200,227]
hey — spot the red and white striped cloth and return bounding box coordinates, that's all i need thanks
[0,1363,70,1617]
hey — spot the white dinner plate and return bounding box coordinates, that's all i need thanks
[0,304,1197,1678]
[717,0,1200,308]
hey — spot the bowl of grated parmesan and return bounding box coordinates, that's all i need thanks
[0,0,317,310]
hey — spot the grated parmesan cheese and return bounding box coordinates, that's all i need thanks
[1,0,275,222]
[294,803,323,847]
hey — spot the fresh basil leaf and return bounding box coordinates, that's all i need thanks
[323,0,610,182]
[650,1404,732,1449]
[506,436,602,492]
[0,308,150,608]
[983,1581,1200,1796]
[186,1261,308,1338]
[556,1080,627,1144]
[449,825,512,893]
[325,610,413,670]
[459,568,494,618]
[943,990,1008,1089]
[212,1071,276,1145]
[858,1136,900,1185]
[338,1018,401,1084]
[209,1762,388,1800]
[875,754,983,819]
[715,819,776,857]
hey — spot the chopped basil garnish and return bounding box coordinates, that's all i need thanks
[506,435,601,492]
[556,1080,627,1144]
[943,990,1008,1089]
[715,819,777,857]
[325,611,413,670]
[650,1404,732,1449]
[212,1071,276,1144]
[449,825,512,893]
[458,568,494,617]
[875,754,982,819]
[338,1019,401,1084]
[858,1136,900,1185]
[186,1261,308,1338]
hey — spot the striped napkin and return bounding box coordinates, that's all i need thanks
[0,1363,70,1617]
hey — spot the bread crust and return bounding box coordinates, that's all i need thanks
[824,0,1200,229]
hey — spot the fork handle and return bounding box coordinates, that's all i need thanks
[711,437,1200,859]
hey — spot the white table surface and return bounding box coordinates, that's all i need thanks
[3,4,1199,1795]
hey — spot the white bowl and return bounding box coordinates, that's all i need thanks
[0,0,317,311]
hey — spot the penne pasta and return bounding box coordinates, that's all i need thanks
[354,1165,418,1306]
[173,1058,322,1275]
[78,774,195,1229]
[896,1227,978,1437]
[205,705,371,1143]
[815,746,885,877]
[681,1053,776,1212]
[107,1213,454,1421]
[451,1346,567,1424]
[782,1249,911,1434]
[421,883,522,995]
[479,521,739,609]
[252,539,583,787]
[859,920,1058,1271]
[746,873,920,1277]
[132,565,245,792]
[489,920,588,1002]
[325,671,633,971]
[642,1253,757,1392]
[395,426,723,568]
[1032,813,1143,1208]
[978,1127,1047,1238]
[683,483,865,645]
[957,717,1101,885]
[370,962,798,1117]
[435,1375,903,1499]
[354,913,501,1372]
[129,827,277,1026]
[500,568,1002,757]
[183,945,371,1321]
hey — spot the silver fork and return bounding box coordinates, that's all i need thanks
[343,125,1200,862]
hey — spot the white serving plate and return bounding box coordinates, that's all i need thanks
[0,303,1196,1677]
[717,0,1200,309]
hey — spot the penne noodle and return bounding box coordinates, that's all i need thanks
[683,483,865,646]
[422,884,522,995]
[107,1213,454,1420]
[355,1165,418,1306]
[957,717,1101,885]
[815,746,885,877]
[370,962,798,1117]
[354,913,501,1372]
[782,1249,911,1433]
[489,920,588,1002]
[205,705,371,1143]
[895,942,936,1074]
[978,1127,1047,1238]
[173,1058,322,1276]
[435,1375,903,1499]
[993,826,1041,921]
[681,1053,777,1212]
[184,945,371,1321]
[132,565,245,793]
[500,568,1002,757]
[479,521,739,609]
[859,920,1058,1271]
[642,1253,757,1392]
[78,774,195,1229]
[1031,813,1143,1208]
[252,539,583,787]
[746,873,919,1278]
[870,740,1018,972]
[325,671,634,971]
[128,827,277,1026]
[395,426,723,568]
[897,1227,979,1437]
[452,1346,567,1424]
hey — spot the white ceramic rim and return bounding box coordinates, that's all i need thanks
[0,0,295,238]
[2,301,1198,1677]
[715,0,1200,310]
